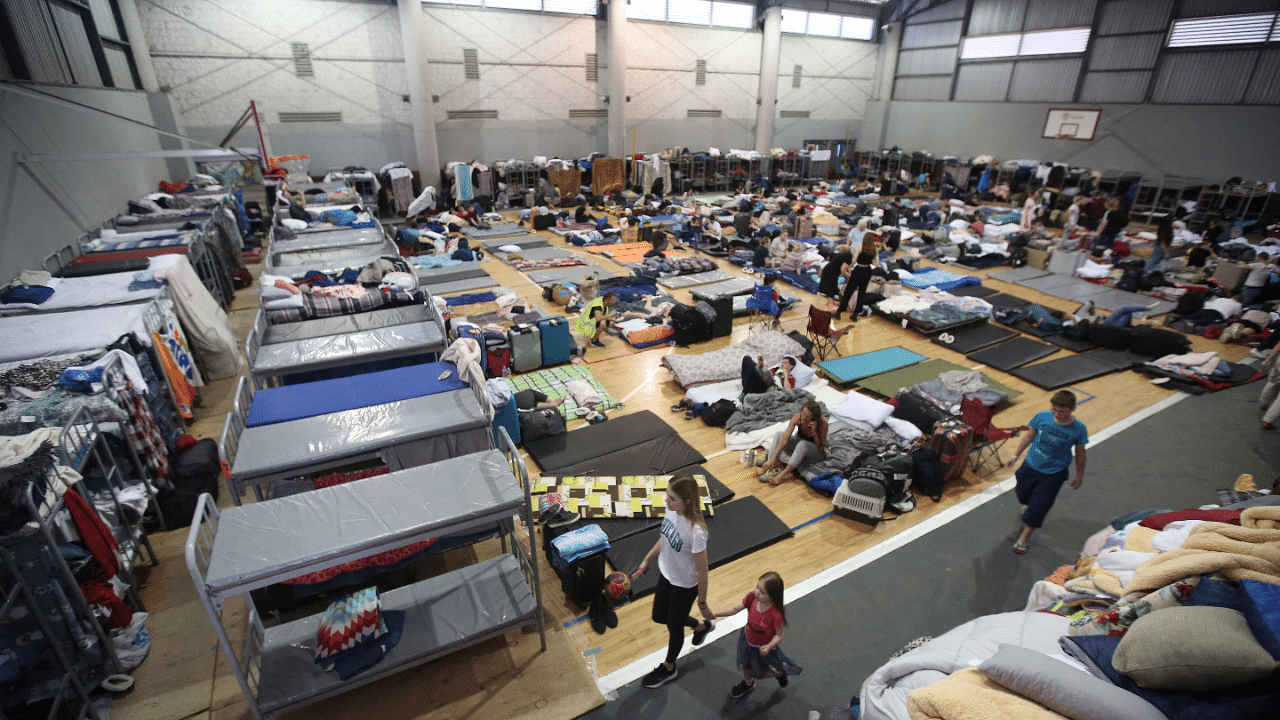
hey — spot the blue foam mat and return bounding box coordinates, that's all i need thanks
[246,361,468,426]
[817,346,929,383]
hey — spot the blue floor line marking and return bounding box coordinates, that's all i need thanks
[791,511,834,532]
[1069,387,1097,405]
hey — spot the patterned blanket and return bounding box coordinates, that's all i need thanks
[506,364,622,415]
[266,288,418,324]
[531,474,714,519]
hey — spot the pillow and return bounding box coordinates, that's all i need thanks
[259,273,298,300]
[834,391,895,428]
[315,587,387,660]
[263,294,305,310]
[1113,606,1278,691]
[281,217,309,230]
[979,644,1167,720]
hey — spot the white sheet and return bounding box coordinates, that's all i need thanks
[0,304,155,363]
[1,265,176,314]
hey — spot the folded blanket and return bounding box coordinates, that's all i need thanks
[725,387,818,435]
[551,524,610,565]
[906,667,1069,720]
[1122,506,1280,599]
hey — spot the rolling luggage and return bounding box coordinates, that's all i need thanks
[930,419,973,485]
[891,390,950,434]
[537,316,573,366]
[509,323,542,373]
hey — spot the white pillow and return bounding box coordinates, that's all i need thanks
[259,273,298,300]
[281,218,309,230]
[834,391,895,428]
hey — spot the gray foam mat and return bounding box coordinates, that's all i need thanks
[967,336,1059,371]
[498,246,572,263]
[424,275,500,294]
[1085,348,1149,370]
[527,264,615,284]
[1018,273,1078,293]
[1044,281,1112,302]
[1044,333,1097,353]
[656,269,734,289]
[989,267,1051,283]
[464,223,529,240]
[931,323,1019,353]
[412,264,489,282]
[480,236,547,250]
[947,285,999,298]
[691,277,756,300]
[1009,354,1119,389]
[1090,289,1175,316]
[985,293,1032,309]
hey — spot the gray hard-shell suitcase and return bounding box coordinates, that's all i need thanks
[509,323,542,372]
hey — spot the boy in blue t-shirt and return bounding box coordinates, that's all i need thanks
[1008,390,1088,554]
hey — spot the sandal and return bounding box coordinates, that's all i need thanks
[1011,541,1029,555]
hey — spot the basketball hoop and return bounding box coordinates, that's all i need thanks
[1057,133,1073,140]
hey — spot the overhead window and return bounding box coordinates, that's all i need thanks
[627,0,755,29]
[779,8,876,40]
[961,27,1090,59]
[960,33,1021,59]
[1167,13,1274,47]
[421,0,598,14]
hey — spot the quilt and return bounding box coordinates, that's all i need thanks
[506,364,622,415]
[530,474,714,518]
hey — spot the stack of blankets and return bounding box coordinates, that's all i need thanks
[549,523,610,571]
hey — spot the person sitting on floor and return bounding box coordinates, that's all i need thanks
[575,291,618,351]
[769,231,791,269]
[758,400,827,487]
[574,204,594,224]
[751,238,770,269]
[644,229,671,258]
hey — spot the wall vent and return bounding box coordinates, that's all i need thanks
[585,53,598,82]
[447,109,498,120]
[792,64,802,88]
[687,109,722,118]
[292,43,313,77]
[278,111,341,123]
[569,108,609,118]
[696,59,706,85]
[780,110,810,119]
[463,48,480,79]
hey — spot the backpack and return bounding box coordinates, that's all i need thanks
[1008,246,1028,268]
[1117,266,1143,292]
[1173,291,1207,317]
[694,300,717,326]
[858,451,914,498]
[669,303,711,347]
[910,446,944,502]
[519,408,566,442]
[700,399,737,428]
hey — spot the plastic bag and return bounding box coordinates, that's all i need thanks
[111,611,150,672]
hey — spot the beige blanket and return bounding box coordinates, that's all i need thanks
[907,668,1068,720]
[1123,506,1280,598]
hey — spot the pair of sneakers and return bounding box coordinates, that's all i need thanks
[642,620,713,689]
[538,501,579,529]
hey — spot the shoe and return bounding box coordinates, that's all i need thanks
[1264,422,1276,430]
[642,664,679,689]
[685,409,695,420]
[777,673,789,688]
[604,602,618,629]
[1084,300,1095,316]
[1251,348,1271,359]
[538,501,564,525]
[1012,541,1029,555]
[546,507,580,529]
[589,600,607,635]
[691,620,713,646]
[729,680,755,698]
[670,399,688,413]
[831,312,842,321]
[590,339,606,348]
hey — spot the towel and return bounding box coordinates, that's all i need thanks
[550,523,610,564]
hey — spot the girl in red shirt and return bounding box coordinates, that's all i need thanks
[711,571,803,698]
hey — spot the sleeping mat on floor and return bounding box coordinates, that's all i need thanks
[244,361,466,427]
[1045,333,1098,353]
[607,496,792,597]
[817,347,928,384]
[946,285,999,298]
[983,293,1032,309]
[542,468,733,546]
[967,337,1059,371]
[930,323,1018,354]
[1010,354,1120,390]
[857,358,1021,400]
[525,410,695,472]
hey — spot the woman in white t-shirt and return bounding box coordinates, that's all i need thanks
[634,475,714,689]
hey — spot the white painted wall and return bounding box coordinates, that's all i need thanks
[0,85,176,280]
[138,1,877,172]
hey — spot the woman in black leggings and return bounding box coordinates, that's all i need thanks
[834,250,875,321]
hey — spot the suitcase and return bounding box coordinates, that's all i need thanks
[509,323,542,372]
[486,346,512,377]
[537,316,573,366]
[930,419,973,485]
[891,390,950,434]
[708,295,733,338]
[544,525,607,609]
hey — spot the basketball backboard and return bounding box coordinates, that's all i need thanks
[1042,109,1101,141]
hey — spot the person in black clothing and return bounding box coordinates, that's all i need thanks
[644,228,671,258]
[751,239,770,268]
[1095,199,1128,249]
[833,251,875,321]
[818,249,852,300]
[1186,238,1218,268]
[574,204,593,224]
[733,209,752,240]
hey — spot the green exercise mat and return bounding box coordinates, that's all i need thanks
[857,358,1021,400]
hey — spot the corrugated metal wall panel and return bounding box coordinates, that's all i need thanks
[1177,0,1275,19]
[897,47,958,76]
[1089,33,1162,70]
[954,61,1014,100]
[1024,0,1096,32]
[908,0,967,23]
[1080,70,1151,102]
[7,1,72,83]
[49,3,101,86]
[968,0,1027,36]
[88,0,121,40]
[1098,0,1172,35]
[893,75,954,101]
[1153,50,1254,103]
[104,46,133,89]
[1243,48,1280,104]
[1008,57,1082,101]
[901,20,962,49]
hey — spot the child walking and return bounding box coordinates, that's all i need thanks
[711,571,803,698]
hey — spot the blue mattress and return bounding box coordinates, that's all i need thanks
[901,267,982,292]
[817,347,928,383]
[245,361,467,427]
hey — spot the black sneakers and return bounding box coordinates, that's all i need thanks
[642,664,679,689]
[539,502,580,529]
[691,620,713,646]
[729,679,755,698]
[776,672,789,688]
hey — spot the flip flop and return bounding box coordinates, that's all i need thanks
[1011,541,1029,555]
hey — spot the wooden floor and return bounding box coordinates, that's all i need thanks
[116,201,1251,719]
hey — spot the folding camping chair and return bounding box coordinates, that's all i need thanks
[746,283,781,333]
[806,304,850,361]
[960,397,1028,475]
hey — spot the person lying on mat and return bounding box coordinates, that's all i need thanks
[1008,390,1088,555]
[514,389,565,411]
[758,400,827,487]
[575,291,619,351]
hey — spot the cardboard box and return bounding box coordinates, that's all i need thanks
[1214,261,1248,293]
[1027,247,1050,269]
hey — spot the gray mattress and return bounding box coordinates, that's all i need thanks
[464,223,529,240]
[691,277,756,300]
[267,242,401,280]
[1044,281,1111,302]
[657,269,734,289]
[480,236,548,251]
[1090,289,1175,315]
[528,264,615,284]
[207,449,519,592]
[1017,273,1078,293]
[269,227,384,253]
[251,321,446,378]
[427,276,500,294]
[263,305,434,345]
[989,267,1051,284]
[499,246,573,264]
[229,389,489,486]
[412,264,489,284]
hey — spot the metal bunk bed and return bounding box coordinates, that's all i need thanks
[185,427,544,720]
